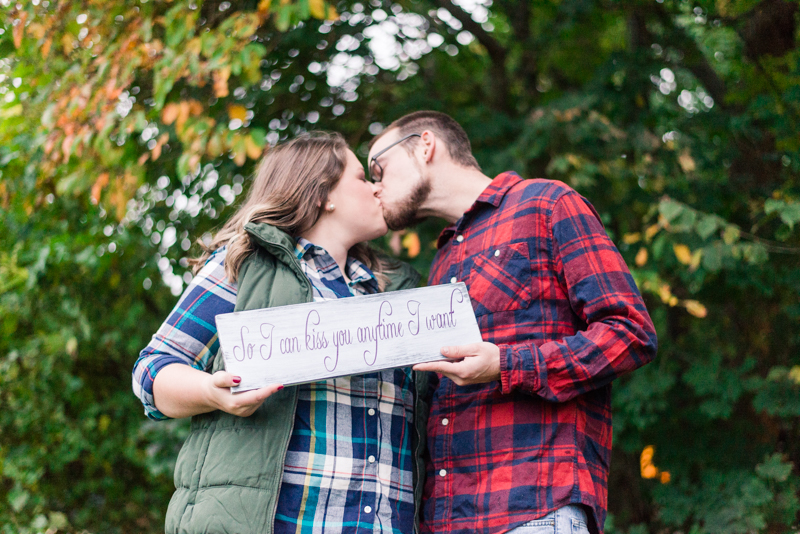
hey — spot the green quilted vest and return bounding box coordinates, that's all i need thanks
[165,222,429,534]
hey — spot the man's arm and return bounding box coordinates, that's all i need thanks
[415,191,658,401]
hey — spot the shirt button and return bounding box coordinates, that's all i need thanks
[439,469,447,477]
[456,235,464,242]
[441,418,449,426]
[450,276,457,284]
[364,506,372,514]
[368,455,376,463]
[494,249,501,257]
[368,408,376,416]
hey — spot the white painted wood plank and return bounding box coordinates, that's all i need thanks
[215,282,481,391]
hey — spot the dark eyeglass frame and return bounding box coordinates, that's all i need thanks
[369,133,422,183]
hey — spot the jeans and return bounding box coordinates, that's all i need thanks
[504,505,590,534]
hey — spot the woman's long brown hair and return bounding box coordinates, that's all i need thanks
[189,132,393,288]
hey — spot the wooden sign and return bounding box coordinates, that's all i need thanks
[215,283,481,392]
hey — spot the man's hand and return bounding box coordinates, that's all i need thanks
[413,342,501,386]
[204,371,283,417]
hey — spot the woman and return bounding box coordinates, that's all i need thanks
[132,132,428,534]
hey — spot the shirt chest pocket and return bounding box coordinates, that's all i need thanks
[466,241,532,316]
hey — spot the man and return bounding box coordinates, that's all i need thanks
[367,111,658,534]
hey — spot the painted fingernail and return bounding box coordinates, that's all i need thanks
[278,385,284,390]
[232,377,241,384]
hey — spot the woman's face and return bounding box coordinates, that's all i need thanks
[326,148,388,244]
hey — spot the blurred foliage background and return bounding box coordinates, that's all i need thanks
[1,0,799,532]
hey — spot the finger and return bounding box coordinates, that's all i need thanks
[412,363,461,384]
[413,361,460,373]
[231,383,283,405]
[212,371,241,389]
[440,343,482,359]
[254,383,284,401]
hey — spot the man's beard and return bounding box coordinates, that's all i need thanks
[383,176,432,231]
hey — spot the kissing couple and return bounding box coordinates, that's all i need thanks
[132,110,657,534]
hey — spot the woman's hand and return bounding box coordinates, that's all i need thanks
[203,371,284,417]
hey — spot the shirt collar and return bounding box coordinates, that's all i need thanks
[475,171,523,207]
[294,237,378,289]
[436,172,523,249]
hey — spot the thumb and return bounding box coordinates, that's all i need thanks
[211,370,242,389]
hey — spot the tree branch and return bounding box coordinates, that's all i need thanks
[508,0,537,102]
[432,0,511,111]
[432,0,506,65]
[648,4,730,110]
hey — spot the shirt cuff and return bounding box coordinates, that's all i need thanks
[133,355,191,421]
[144,405,171,421]
[498,343,540,395]
[499,343,514,394]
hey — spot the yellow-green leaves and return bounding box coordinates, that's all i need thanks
[655,197,768,272]
[6,0,332,218]
[765,198,800,230]
[673,244,692,265]
[0,248,29,295]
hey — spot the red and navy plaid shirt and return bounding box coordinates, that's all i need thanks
[422,172,657,534]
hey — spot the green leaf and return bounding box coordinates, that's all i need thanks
[0,250,29,294]
[250,128,267,147]
[765,198,800,229]
[755,454,793,483]
[764,198,783,215]
[778,204,800,228]
[0,104,23,119]
[701,243,722,271]
[695,215,720,240]
[55,172,90,196]
[659,198,684,223]
[722,225,741,245]
[671,208,697,232]
[547,155,571,173]
[275,6,293,31]
[741,243,768,264]
[9,487,29,512]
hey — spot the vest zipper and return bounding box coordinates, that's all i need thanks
[261,239,310,532]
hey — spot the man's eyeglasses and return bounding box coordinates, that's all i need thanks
[369,133,421,183]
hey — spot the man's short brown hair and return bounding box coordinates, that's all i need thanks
[371,110,480,170]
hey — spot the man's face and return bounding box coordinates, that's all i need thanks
[368,129,432,231]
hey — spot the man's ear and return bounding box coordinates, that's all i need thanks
[420,130,436,164]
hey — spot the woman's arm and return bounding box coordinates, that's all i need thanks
[152,363,283,418]
[132,248,281,419]
[131,248,237,419]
